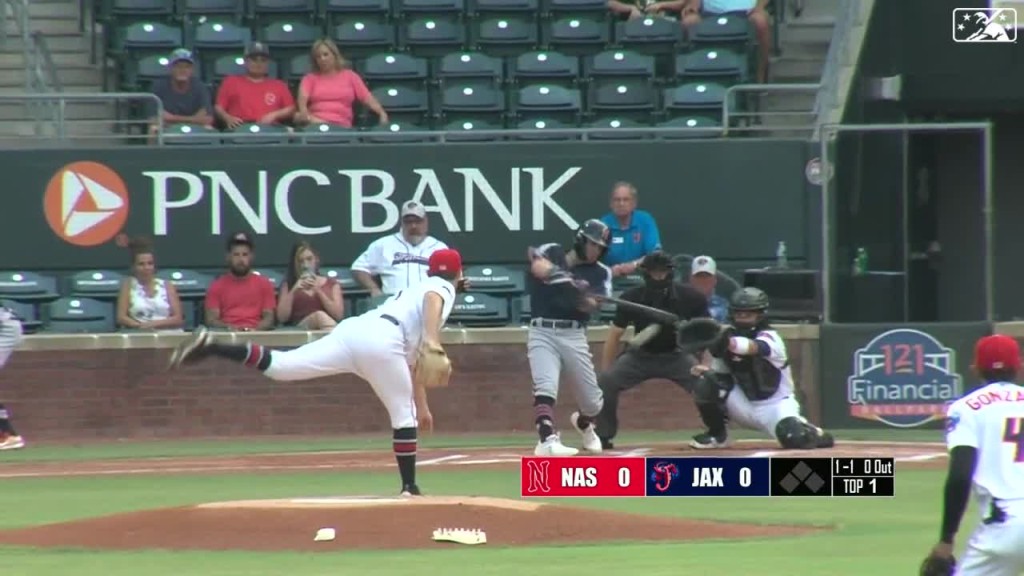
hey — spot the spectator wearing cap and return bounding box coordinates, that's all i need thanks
[214,43,295,130]
[599,181,663,277]
[148,48,213,135]
[294,38,388,128]
[351,200,449,296]
[689,255,729,323]
[204,232,277,331]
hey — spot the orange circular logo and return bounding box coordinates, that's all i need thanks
[43,161,129,247]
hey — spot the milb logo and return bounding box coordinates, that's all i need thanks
[952,6,1018,42]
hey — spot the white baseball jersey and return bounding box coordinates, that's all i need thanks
[362,275,457,364]
[946,382,1024,505]
[712,329,795,401]
[351,234,448,295]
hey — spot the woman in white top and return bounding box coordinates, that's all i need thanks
[116,236,185,331]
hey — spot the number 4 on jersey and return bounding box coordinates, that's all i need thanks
[1003,417,1024,462]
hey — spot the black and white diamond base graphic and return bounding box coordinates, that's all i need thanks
[771,458,831,496]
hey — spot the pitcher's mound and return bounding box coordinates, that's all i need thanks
[0,495,825,552]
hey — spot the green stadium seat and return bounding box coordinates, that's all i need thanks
[674,47,747,85]
[435,51,504,84]
[360,53,430,89]
[402,16,467,58]
[585,49,655,82]
[121,53,177,90]
[283,53,313,83]
[588,77,656,119]
[512,293,530,323]
[190,20,252,61]
[223,123,293,145]
[361,121,433,143]
[544,16,610,57]
[513,84,582,125]
[510,117,579,141]
[655,115,722,139]
[67,270,125,301]
[462,265,526,296]
[259,20,322,60]
[179,0,245,23]
[0,271,60,304]
[662,81,727,120]
[209,54,281,84]
[541,0,607,18]
[584,116,651,140]
[437,81,506,125]
[157,269,214,301]
[160,124,222,145]
[613,15,683,55]
[471,16,539,57]
[369,85,431,125]
[612,273,644,291]
[511,50,580,89]
[0,299,42,334]
[439,118,505,141]
[252,268,286,289]
[331,19,397,59]
[397,0,465,18]
[250,0,318,22]
[104,0,175,24]
[320,266,368,296]
[43,297,116,334]
[320,0,391,26]
[449,292,510,327]
[471,0,539,17]
[689,12,752,51]
[296,123,360,144]
[112,21,183,56]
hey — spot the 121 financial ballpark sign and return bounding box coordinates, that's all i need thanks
[3,141,814,269]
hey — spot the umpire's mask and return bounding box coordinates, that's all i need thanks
[640,251,674,302]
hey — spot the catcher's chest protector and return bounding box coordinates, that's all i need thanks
[725,354,783,401]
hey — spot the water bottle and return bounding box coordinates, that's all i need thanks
[775,241,788,269]
[852,247,869,276]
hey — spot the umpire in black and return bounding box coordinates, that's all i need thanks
[593,250,711,450]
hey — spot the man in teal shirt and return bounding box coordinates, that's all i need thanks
[599,181,663,277]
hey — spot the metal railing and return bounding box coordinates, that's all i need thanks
[812,0,873,137]
[0,93,163,145]
[722,83,821,136]
[0,0,31,91]
[0,0,68,137]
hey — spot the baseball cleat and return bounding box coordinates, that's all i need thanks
[534,433,579,457]
[167,325,211,371]
[570,411,603,453]
[400,484,422,496]
[689,431,730,450]
[815,428,835,449]
[0,434,25,450]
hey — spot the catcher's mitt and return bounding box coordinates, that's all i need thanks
[919,553,956,576]
[414,342,452,389]
[676,318,732,355]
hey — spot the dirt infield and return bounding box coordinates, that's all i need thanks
[0,440,942,552]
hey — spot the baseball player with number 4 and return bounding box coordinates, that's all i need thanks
[919,334,1024,576]
[167,249,465,496]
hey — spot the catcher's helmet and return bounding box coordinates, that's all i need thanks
[729,287,770,312]
[574,219,610,259]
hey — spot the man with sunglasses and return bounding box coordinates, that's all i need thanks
[214,42,295,130]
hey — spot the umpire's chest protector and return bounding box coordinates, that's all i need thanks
[726,354,783,401]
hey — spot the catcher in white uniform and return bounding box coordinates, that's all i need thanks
[687,287,833,450]
[167,249,464,496]
[919,334,1024,576]
[0,305,25,450]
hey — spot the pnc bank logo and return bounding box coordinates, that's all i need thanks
[43,161,129,247]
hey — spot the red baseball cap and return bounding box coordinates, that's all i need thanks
[428,249,462,275]
[974,334,1021,372]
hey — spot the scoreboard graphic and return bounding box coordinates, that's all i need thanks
[520,457,895,498]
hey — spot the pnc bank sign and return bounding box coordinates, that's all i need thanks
[42,161,584,246]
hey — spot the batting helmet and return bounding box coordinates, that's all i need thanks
[573,219,610,259]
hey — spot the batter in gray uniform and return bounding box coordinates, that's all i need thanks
[526,219,613,457]
[0,305,25,450]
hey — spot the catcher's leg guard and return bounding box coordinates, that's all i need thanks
[774,417,826,450]
[692,373,731,441]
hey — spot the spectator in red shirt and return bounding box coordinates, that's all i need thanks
[214,42,295,130]
[204,232,277,332]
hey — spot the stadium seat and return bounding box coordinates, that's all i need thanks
[360,53,430,89]
[120,53,174,90]
[462,265,526,296]
[513,84,582,124]
[0,299,42,334]
[438,118,505,141]
[585,49,655,82]
[355,293,390,315]
[250,0,318,23]
[178,0,245,22]
[402,16,466,58]
[448,292,510,327]
[471,0,538,17]
[511,293,531,323]
[544,16,610,57]
[369,85,430,124]
[43,297,116,334]
[662,81,728,120]
[67,270,125,302]
[613,15,683,54]
[511,50,580,89]
[104,0,175,24]
[259,20,321,60]
[295,123,359,143]
[674,47,747,85]
[541,0,607,18]
[584,116,651,140]
[321,0,391,26]
[654,115,722,139]
[210,54,281,84]
[111,21,183,56]
[435,51,504,84]
[319,266,367,296]
[284,53,313,82]
[223,123,292,144]
[397,0,465,17]
[510,117,579,141]
[361,121,433,143]
[587,77,656,122]
[332,20,397,59]
[157,269,214,301]
[252,268,285,289]
[190,21,252,62]
[0,271,60,304]
[689,12,752,51]
[159,124,222,145]
[612,273,644,291]
[471,16,539,57]
[438,82,506,125]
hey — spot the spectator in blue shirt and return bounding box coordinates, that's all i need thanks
[689,255,729,323]
[600,181,663,277]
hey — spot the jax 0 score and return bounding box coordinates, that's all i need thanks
[519,456,896,498]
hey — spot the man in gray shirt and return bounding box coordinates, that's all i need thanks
[148,48,213,135]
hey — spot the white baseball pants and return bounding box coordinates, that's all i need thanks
[725,389,805,438]
[957,508,1024,576]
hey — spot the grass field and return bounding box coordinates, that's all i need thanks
[0,428,964,576]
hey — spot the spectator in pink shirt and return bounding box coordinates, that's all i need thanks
[294,39,388,128]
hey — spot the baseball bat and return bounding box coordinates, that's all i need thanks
[595,295,682,325]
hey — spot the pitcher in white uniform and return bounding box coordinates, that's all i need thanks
[921,334,1024,576]
[0,305,25,450]
[167,249,466,496]
[688,287,833,450]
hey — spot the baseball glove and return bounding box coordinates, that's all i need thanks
[919,553,956,576]
[676,318,732,355]
[414,342,452,389]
